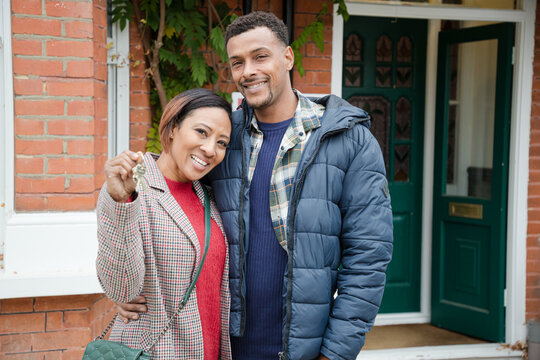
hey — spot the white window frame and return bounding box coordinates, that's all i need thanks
[0,1,130,299]
[107,6,130,157]
[332,0,534,355]
[0,0,14,276]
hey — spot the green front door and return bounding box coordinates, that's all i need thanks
[432,23,513,342]
[342,16,427,313]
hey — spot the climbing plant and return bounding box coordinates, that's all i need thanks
[110,0,348,153]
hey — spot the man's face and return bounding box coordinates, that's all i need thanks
[226,26,294,110]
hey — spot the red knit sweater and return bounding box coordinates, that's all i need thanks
[165,178,226,360]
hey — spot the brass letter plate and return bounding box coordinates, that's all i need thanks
[449,202,483,220]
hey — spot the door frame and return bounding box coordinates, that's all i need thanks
[331,0,535,344]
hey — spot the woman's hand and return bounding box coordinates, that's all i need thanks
[116,296,147,323]
[104,150,143,202]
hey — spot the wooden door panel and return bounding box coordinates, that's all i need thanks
[343,16,427,313]
[442,222,490,310]
[432,22,513,342]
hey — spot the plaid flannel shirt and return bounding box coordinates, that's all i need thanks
[248,90,325,250]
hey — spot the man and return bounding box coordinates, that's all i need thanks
[118,11,393,360]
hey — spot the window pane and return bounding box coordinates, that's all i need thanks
[445,39,498,199]
[107,0,113,38]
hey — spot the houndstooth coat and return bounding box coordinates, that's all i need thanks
[96,152,231,360]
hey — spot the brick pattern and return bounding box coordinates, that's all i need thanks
[0,295,115,360]
[292,0,333,95]
[129,24,152,153]
[527,7,540,322]
[12,0,103,211]
[92,0,108,202]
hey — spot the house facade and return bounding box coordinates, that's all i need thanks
[0,0,538,359]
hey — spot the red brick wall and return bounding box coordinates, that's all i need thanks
[12,0,106,211]
[0,295,115,360]
[293,0,333,94]
[93,0,109,200]
[527,6,540,322]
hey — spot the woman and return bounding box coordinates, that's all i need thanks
[96,88,232,359]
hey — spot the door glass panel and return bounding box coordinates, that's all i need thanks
[376,35,393,62]
[348,95,391,175]
[345,33,362,61]
[396,67,412,87]
[397,36,413,62]
[376,66,392,87]
[394,145,410,182]
[445,39,497,199]
[396,97,411,140]
[345,66,362,86]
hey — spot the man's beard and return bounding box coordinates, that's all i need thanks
[243,88,273,109]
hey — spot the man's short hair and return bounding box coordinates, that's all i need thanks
[225,11,289,47]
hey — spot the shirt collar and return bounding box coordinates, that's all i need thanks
[249,89,323,133]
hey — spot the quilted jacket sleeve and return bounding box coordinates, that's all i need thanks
[96,185,146,303]
[320,130,394,360]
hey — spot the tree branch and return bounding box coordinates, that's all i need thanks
[132,0,152,66]
[151,0,168,109]
[131,0,168,109]
[208,0,219,93]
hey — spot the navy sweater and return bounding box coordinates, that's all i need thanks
[230,118,292,359]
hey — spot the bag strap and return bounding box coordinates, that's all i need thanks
[97,186,212,351]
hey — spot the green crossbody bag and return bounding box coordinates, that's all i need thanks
[82,187,212,360]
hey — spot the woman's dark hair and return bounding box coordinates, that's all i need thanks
[159,88,232,152]
[225,11,289,47]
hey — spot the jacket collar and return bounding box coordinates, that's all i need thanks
[313,94,371,133]
[240,91,370,134]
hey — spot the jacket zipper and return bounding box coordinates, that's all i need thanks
[237,110,250,336]
[281,127,349,358]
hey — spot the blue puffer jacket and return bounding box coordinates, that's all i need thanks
[206,94,393,360]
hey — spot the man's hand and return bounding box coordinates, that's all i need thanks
[116,295,147,323]
[317,356,330,360]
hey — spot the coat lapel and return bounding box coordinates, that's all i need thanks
[143,153,201,263]
[192,181,227,238]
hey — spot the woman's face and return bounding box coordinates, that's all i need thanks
[159,107,231,182]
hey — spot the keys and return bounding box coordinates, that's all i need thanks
[132,152,147,193]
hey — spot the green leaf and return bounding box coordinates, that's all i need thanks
[293,47,305,77]
[146,122,162,154]
[216,90,232,104]
[334,0,350,22]
[209,27,228,62]
[110,0,133,31]
[190,54,208,87]
[313,21,325,52]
